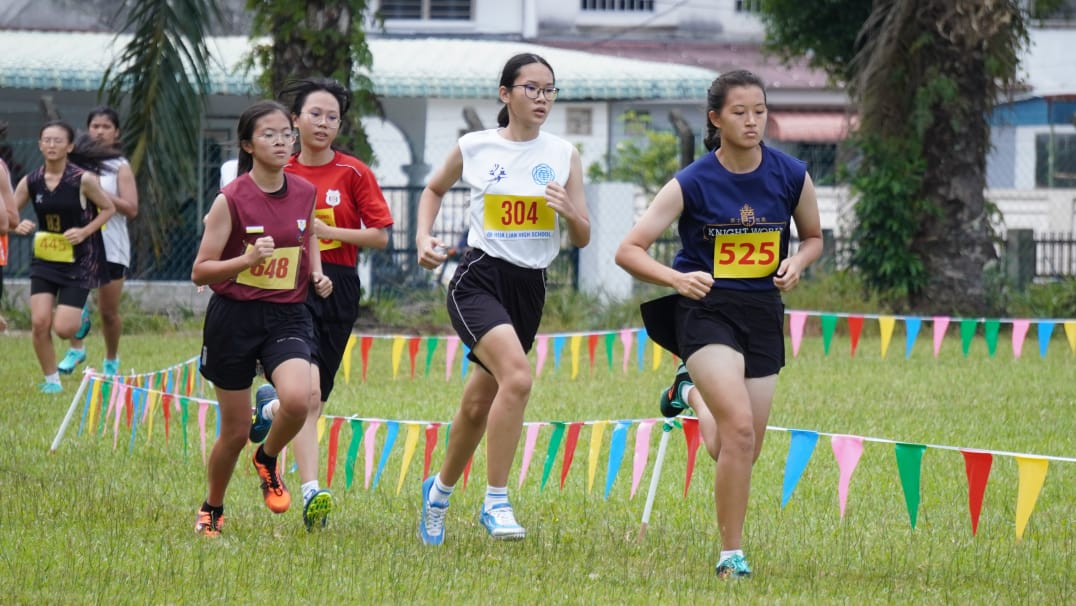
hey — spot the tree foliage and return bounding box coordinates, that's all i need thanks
[247,0,380,162]
[588,113,687,197]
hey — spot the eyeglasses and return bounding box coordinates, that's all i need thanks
[303,111,341,128]
[511,84,560,101]
[255,129,297,143]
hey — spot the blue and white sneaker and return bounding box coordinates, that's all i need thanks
[57,348,87,375]
[74,306,92,340]
[102,358,120,376]
[715,553,752,579]
[479,503,526,540]
[39,381,63,395]
[419,476,447,546]
[249,384,276,443]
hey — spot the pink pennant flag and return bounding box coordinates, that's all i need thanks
[789,311,807,357]
[1011,320,1030,358]
[535,335,549,377]
[830,435,864,519]
[933,316,950,358]
[631,420,655,499]
[518,422,543,488]
[445,336,460,381]
[197,402,209,464]
[363,421,381,489]
[619,329,633,373]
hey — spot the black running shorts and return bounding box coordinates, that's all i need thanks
[674,288,785,378]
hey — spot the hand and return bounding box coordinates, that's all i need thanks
[313,218,331,239]
[311,271,333,298]
[416,234,448,270]
[246,236,275,266]
[773,259,802,292]
[63,227,88,245]
[14,219,36,236]
[672,270,713,300]
[543,182,576,221]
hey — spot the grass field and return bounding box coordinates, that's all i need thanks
[1,326,1073,604]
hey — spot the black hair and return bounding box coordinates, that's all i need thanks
[86,106,121,130]
[39,120,120,175]
[236,101,292,175]
[279,77,352,117]
[496,53,555,128]
[703,69,767,151]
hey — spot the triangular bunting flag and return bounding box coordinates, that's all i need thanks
[781,429,818,508]
[960,450,992,535]
[789,311,807,357]
[848,316,864,357]
[831,435,864,519]
[895,443,927,528]
[560,422,584,490]
[605,421,629,499]
[1015,456,1049,541]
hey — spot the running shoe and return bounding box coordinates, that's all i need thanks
[479,503,526,540]
[715,553,752,579]
[74,306,92,340]
[252,449,290,513]
[418,476,447,546]
[659,362,693,418]
[303,489,333,531]
[249,384,276,443]
[39,382,63,395]
[102,358,120,376]
[57,348,87,375]
[195,507,224,537]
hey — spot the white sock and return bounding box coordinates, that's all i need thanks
[45,372,61,385]
[70,346,85,354]
[429,475,454,506]
[720,549,744,562]
[484,485,509,511]
[680,384,693,403]
[262,399,279,421]
[301,481,320,503]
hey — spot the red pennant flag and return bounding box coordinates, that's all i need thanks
[462,455,473,489]
[124,383,134,428]
[560,422,584,489]
[587,334,599,369]
[325,417,346,488]
[408,337,421,378]
[360,336,373,382]
[961,450,993,535]
[423,423,441,480]
[681,417,701,497]
[848,316,864,357]
[161,394,172,443]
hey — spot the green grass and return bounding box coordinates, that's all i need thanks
[1,328,1074,604]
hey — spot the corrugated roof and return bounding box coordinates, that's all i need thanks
[0,31,718,100]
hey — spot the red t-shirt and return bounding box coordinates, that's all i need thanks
[284,151,394,268]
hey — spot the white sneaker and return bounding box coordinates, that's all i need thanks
[479,503,526,540]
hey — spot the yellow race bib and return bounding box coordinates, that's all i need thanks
[712,230,780,279]
[236,245,301,290]
[482,194,555,240]
[34,232,75,263]
[314,208,341,252]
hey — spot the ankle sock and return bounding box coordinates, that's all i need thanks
[301,481,320,503]
[255,444,277,465]
[680,383,693,403]
[263,399,279,421]
[720,549,744,562]
[201,501,223,516]
[429,475,454,506]
[484,485,509,511]
[45,372,61,385]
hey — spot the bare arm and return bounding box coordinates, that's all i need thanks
[546,147,590,248]
[66,172,115,245]
[308,205,333,298]
[614,178,714,300]
[0,162,14,232]
[312,170,390,250]
[12,177,36,235]
[110,162,139,219]
[416,144,464,270]
[773,172,823,293]
[191,194,272,286]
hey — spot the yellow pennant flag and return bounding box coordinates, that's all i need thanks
[1015,456,1049,541]
[145,391,160,441]
[1064,321,1076,354]
[391,336,406,379]
[87,378,102,432]
[879,316,896,358]
[341,335,357,384]
[316,415,327,444]
[651,339,662,370]
[396,423,422,495]
[586,421,608,493]
[570,335,582,379]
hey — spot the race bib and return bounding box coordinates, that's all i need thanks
[314,208,341,252]
[482,194,555,240]
[236,245,301,290]
[33,232,75,263]
[712,230,780,279]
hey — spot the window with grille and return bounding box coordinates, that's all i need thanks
[581,0,653,11]
[735,0,762,12]
[1035,133,1076,188]
[381,0,471,20]
[566,108,593,136]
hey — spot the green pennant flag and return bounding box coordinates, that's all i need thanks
[424,337,438,377]
[344,419,363,490]
[604,332,616,370]
[821,314,838,356]
[895,443,927,528]
[959,319,977,357]
[98,381,113,435]
[540,422,566,492]
[984,319,1001,357]
[179,397,190,460]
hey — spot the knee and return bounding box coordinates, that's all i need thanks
[218,423,249,451]
[720,421,756,458]
[101,308,121,326]
[31,315,53,338]
[276,383,314,417]
[498,367,533,402]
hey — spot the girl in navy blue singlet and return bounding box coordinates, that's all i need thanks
[616,70,823,579]
[12,121,116,394]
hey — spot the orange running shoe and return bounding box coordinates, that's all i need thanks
[195,507,224,537]
[252,449,290,513]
